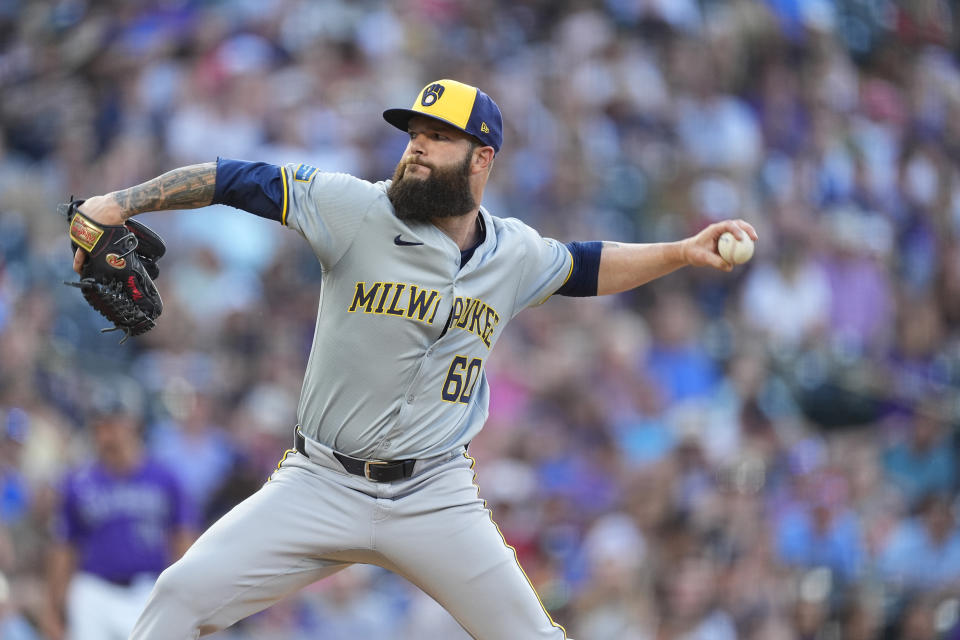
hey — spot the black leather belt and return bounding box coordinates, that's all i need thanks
[295,430,416,482]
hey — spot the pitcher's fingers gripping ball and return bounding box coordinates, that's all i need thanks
[61,198,165,342]
[717,230,754,265]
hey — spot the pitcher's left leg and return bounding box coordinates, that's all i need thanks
[379,457,569,640]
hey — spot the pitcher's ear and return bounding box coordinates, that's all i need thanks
[472,145,495,173]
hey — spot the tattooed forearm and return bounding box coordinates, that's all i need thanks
[602,241,622,249]
[112,163,217,216]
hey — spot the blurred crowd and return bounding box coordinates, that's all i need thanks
[2,0,960,638]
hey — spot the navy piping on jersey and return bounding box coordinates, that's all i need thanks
[555,241,602,297]
[459,214,485,268]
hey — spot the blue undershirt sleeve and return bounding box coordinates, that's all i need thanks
[555,241,602,297]
[212,157,285,222]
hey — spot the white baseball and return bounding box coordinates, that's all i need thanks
[717,231,754,265]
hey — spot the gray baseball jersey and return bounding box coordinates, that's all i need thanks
[130,162,576,640]
[283,165,573,460]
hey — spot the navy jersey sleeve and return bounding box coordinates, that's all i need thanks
[554,241,602,297]
[212,157,285,222]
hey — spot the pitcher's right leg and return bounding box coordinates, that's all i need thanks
[130,460,371,638]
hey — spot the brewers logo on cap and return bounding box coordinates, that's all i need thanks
[421,83,445,107]
[383,79,504,153]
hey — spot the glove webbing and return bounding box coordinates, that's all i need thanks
[65,278,157,343]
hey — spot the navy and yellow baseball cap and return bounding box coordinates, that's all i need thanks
[383,79,503,153]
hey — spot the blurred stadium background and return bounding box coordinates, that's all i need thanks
[2,0,960,638]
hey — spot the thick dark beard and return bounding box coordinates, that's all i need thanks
[387,152,477,223]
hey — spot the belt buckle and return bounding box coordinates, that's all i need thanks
[364,460,390,481]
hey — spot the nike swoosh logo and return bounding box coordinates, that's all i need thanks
[394,235,424,246]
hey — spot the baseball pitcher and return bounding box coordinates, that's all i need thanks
[68,79,757,639]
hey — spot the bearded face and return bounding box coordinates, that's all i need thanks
[387,148,477,223]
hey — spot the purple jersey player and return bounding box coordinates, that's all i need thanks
[48,408,195,640]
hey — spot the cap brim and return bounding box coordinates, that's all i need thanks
[383,108,474,140]
[383,108,419,132]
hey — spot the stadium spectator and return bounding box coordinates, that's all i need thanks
[47,407,194,640]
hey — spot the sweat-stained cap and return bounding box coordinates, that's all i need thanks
[383,79,503,153]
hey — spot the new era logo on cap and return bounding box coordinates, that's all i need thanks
[383,79,504,153]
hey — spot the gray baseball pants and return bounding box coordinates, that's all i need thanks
[129,435,568,639]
